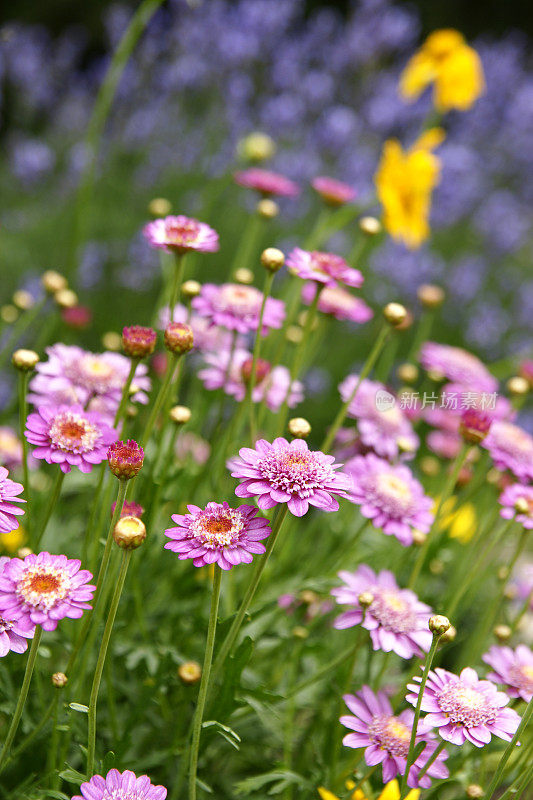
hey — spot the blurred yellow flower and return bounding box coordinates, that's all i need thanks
[375,129,443,249]
[318,779,420,800]
[0,525,26,553]
[400,29,484,112]
[437,496,477,543]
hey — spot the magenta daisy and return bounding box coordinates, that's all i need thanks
[192,283,285,335]
[339,376,419,460]
[499,483,533,529]
[311,176,356,206]
[341,687,449,789]
[143,214,219,254]
[301,283,373,324]
[25,405,117,474]
[164,502,271,570]
[0,551,95,632]
[345,454,434,546]
[234,167,299,197]
[71,769,167,800]
[229,437,351,517]
[0,557,35,656]
[0,427,24,471]
[287,248,363,288]
[406,666,520,747]
[332,565,432,659]
[0,467,25,534]
[419,342,497,392]
[482,421,533,483]
[483,645,533,703]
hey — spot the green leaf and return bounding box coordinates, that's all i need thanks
[42,792,70,800]
[235,770,307,796]
[202,719,241,750]
[68,702,89,713]
[59,767,87,784]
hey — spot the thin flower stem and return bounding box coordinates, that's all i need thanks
[230,212,263,278]
[141,353,178,446]
[0,299,45,370]
[406,309,434,362]
[0,626,43,774]
[485,694,533,800]
[348,764,378,796]
[188,565,222,800]
[87,549,132,777]
[416,739,447,780]
[113,358,139,429]
[18,371,31,538]
[82,465,107,563]
[246,271,274,443]
[211,505,289,680]
[510,586,533,634]
[399,631,441,799]
[34,470,66,550]
[169,253,186,322]
[321,323,390,453]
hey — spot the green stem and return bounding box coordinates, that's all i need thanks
[188,566,222,800]
[18,371,31,539]
[246,271,274,443]
[0,299,45,371]
[485,694,533,800]
[169,254,186,322]
[231,212,263,278]
[511,586,533,634]
[416,739,446,780]
[141,353,178,445]
[407,309,434,362]
[87,549,132,777]
[34,470,65,550]
[0,626,43,774]
[321,323,390,453]
[113,358,139,429]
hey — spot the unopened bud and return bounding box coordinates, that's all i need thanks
[52,672,68,688]
[12,349,39,372]
[55,288,78,309]
[494,624,512,642]
[299,590,318,605]
[412,530,427,546]
[1,305,18,324]
[17,547,33,559]
[42,270,67,294]
[286,325,303,344]
[122,326,157,359]
[421,456,440,477]
[359,216,381,236]
[234,267,254,285]
[256,198,279,219]
[241,356,270,386]
[459,409,492,445]
[397,436,416,455]
[113,515,146,549]
[396,363,419,384]
[440,625,456,644]
[358,592,374,608]
[170,405,191,425]
[13,290,34,311]
[288,417,311,439]
[260,247,285,272]
[292,626,309,639]
[507,376,529,397]
[417,284,445,309]
[178,661,201,684]
[107,440,144,480]
[102,331,122,351]
[148,197,172,217]
[164,322,194,355]
[466,785,484,799]
[429,615,451,636]
[238,132,275,163]
[383,302,407,328]
[181,280,201,299]
[514,497,530,515]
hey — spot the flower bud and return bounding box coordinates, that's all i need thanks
[13,290,35,311]
[292,626,309,639]
[412,529,427,546]
[178,661,202,684]
[383,302,407,328]
[429,615,451,636]
[286,325,303,344]
[113,515,147,549]
[234,268,254,285]
[17,547,33,559]
[12,349,39,372]
[108,440,144,480]
[241,357,270,386]
[148,197,172,217]
[62,305,92,329]
[506,376,529,397]
[417,284,445,309]
[42,270,67,294]
[1,305,18,324]
[466,785,484,799]
[288,417,311,439]
[298,310,320,330]
[181,279,201,299]
[164,322,194,355]
[256,198,279,219]
[102,331,122,351]
[122,325,157,359]
[396,363,419,384]
[358,591,374,608]
[237,132,275,163]
[440,625,456,644]
[54,288,78,309]
[397,436,416,456]
[493,624,511,642]
[459,409,492,445]
[260,247,285,272]
[514,496,530,515]
[359,216,381,236]
[52,672,68,688]
[169,405,191,425]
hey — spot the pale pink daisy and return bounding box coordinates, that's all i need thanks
[332,565,432,659]
[71,769,167,800]
[482,421,533,483]
[0,467,25,534]
[301,283,373,323]
[419,342,497,392]
[229,437,351,517]
[0,557,34,656]
[483,645,533,703]
[234,168,299,197]
[311,176,356,206]
[345,453,434,546]
[499,483,533,529]
[406,666,520,747]
[192,283,285,335]
[287,248,363,288]
[143,214,219,254]
[0,427,24,471]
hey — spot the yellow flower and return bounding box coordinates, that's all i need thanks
[437,496,477,543]
[0,525,26,554]
[318,780,420,800]
[400,29,484,112]
[374,130,443,249]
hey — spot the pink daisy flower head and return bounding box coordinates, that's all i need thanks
[0,467,25,534]
[122,326,157,359]
[25,405,118,474]
[341,686,449,789]
[339,376,419,460]
[419,342,497,392]
[483,645,533,703]
[301,283,373,324]
[143,214,219,254]
[108,440,144,480]
[345,454,434,546]
[332,565,432,659]
[164,501,271,570]
[192,283,285,335]
[0,551,95,632]
[311,176,356,206]
[459,407,492,444]
[0,557,35,656]
[499,483,533,529]
[286,248,363,289]
[229,437,352,517]
[71,769,166,800]
[483,421,533,483]
[234,167,299,197]
[406,666,520,747]
[0,427,24,471]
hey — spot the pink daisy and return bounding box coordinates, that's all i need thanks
[234,168,299,197]
[0,427,24,471]
[143,214,219,254]
[0,467,25,534]
[483,645,533,703]
[192,283,285,335]
[345,453,434,546]
[332,565,432,659]
[286,248,363,288]
[198,348,303,412]
[499,483,533,529]
[164,501,271,570]
[419,342,497,392]
[0,557,35,656]
[301,283,373,324]
[341,686,449,789]
[229,437,352,517]
[426,429,463,460]
[25,405,117,474]
[339,376,419,460]
[311,176,356,206]
[0,551,95,632]
[482,421,533,483]
[406,666,520,747]
[71,769,166,800]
